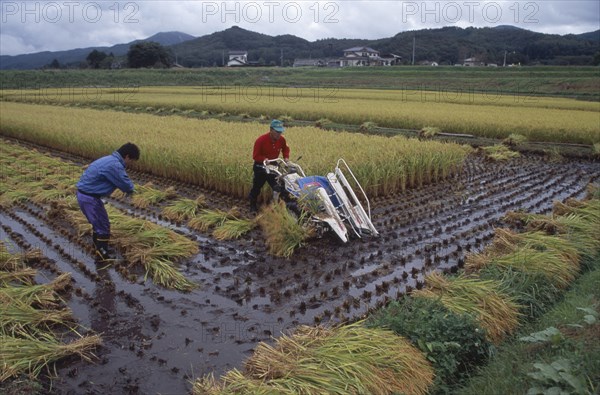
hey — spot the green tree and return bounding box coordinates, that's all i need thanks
[86,49,107,69]
[127,42,173,68]
[48,59,61,69]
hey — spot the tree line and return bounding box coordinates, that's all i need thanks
[45,42,173,70]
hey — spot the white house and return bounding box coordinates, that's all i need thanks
[463,57,484,67]
[341,47,378,67]
[340,47,398,67]
[227,51,248,67]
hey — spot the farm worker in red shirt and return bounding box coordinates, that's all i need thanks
[76,143,140,261]
[248,119,290,212]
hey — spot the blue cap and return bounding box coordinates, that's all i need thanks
[270,119,285,133]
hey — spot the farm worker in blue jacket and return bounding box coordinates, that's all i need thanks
[76,143,140,261]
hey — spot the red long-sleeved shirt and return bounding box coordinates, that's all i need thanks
[252,133,290,163]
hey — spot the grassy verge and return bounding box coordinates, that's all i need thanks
[457,259,599,395]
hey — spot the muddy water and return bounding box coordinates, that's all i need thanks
[1,153,598,395]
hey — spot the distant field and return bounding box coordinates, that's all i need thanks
[2,85,598,144]
[1,66,599,99]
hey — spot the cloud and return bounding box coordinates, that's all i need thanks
[1,0,598,56]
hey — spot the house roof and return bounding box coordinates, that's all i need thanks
[342,56,370,61]
[344,46,379,53]
[229,50,247,55]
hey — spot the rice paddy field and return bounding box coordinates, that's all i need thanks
[1,68,599,394]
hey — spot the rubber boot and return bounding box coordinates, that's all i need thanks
[249,197,258,213]
[93,233,113,261]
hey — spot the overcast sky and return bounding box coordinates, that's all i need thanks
[1,0,599,56]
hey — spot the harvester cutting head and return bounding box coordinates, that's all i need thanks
[263,158,379,243]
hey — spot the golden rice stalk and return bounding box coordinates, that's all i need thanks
[471,246,577,289]
[163,195,207,222]
[23,248,44,263]
[188,209,231,232]
[0,268,37,286]
[414,272,521,344]
[0,242,24,272]
[502,210,537,228]
[238,321,434,395]
[464,251,495,273]
[0,285,58,309]
[478,145,520,161]
[0,273,70,308]
[30,188,71,204]
[585,183,599,200]
[502,133,527,146]
[562,199,600,223]
[0,189,29,207]
[419,126,440,139]
[0,300,73,334]
[0,332,101,381]
[256,202,315,258]
[192,370,274,395]
[553,199,587,217]
[125,235,199,263]
[212,218,256,240]
[491,228,580,268]
[142,258,196,292]
[127,183,178,208]
[47,272,72,292]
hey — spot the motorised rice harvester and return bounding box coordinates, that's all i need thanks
[262,158,379,243]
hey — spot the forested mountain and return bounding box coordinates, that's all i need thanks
[0,32,195,70]
[1,26,598,69]
[173,25,599,67]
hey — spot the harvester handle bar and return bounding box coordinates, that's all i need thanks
[263,158,306,177]
[335,158,372,219]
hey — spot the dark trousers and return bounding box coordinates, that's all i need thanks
[76,191,110,238]
[248,163,280,203]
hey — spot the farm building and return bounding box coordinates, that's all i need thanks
[227,50,248,67]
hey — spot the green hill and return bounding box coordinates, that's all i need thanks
[1,26,598,69]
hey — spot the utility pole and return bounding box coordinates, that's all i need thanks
[280,49,284,67]
[222,50,225,67]
[412,36,415,65]
[503,50,507,67]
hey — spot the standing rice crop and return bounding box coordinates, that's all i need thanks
[3,86,600,144]
[0,102,469,198]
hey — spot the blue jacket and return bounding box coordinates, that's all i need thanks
[76,151,134,196]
